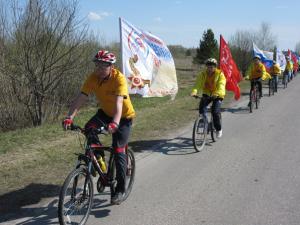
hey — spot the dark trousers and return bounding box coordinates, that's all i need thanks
[250,78,262,97]
[85,109,132,194]
[199,95,222,131]
[271,75,278,92]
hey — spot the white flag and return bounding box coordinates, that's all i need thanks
[120,17,178,97]
[276,50,287,71]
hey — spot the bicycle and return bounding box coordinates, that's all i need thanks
[268,77,275,96]
[58,123,135,225]
[283,72,288,89]
[249,80,260,113]
[192,96,221,152]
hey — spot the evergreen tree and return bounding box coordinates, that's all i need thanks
[193,29,218,65]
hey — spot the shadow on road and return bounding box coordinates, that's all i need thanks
[0,183,60,224]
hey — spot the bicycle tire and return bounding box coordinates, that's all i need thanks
[58,167,94,225]
[269,80,273,96]
[192,116,207,152]
[108,149,135,202]
[255,86,259,109]
[249,90,254,113]
[123,149,135,201]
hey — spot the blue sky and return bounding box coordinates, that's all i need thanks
[80,0,299,50]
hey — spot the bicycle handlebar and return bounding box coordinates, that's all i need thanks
[70,124,108,135]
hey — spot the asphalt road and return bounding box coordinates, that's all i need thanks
[2,77,300,225]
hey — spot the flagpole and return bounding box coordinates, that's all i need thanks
[119,17,125,74]
[219,35,221,69]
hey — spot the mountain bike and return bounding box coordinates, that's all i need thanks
[249,80,260,113]
[192,96,221,152]
[58,123,135,225]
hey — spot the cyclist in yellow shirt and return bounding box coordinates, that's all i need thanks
[284,57,293,82]
[246,55,266,99]
[270,60,281,92]
[63,50,135,205]
[191,58,226,138]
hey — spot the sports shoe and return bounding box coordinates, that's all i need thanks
[111,192,124,205]
[216,130,222,138]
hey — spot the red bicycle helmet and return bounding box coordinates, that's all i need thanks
[93,50,116,64]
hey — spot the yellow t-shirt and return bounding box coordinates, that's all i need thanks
[81,69,135,119]
[250,62,265,79]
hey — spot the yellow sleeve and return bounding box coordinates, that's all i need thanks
[245,64,253,80]
[115,73,129,98]
[213,72,226,98]
[191,71,205,95]
[261,64,271,80]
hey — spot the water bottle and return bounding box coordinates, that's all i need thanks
[98,156,107,173]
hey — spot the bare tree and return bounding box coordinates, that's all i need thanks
[229,30,255,75]
[1,0,90,126]
[255,22,277,51]
[229,22,277,76]
[295,41,300,54]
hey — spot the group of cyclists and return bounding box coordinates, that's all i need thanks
[191,54,297,139]
[62,48,297,206]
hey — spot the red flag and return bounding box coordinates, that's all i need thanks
[287,49,292,59]
[291,52,299,72]
[219,35,242,100]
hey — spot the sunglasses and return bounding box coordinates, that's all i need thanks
[95,62,112,68]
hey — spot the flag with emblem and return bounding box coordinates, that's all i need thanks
[119,17,178,97]
[219,35,242,100]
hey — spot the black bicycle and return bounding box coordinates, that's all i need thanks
[192,96,221,152]
[268,77,275,96]
[249,80,260,113]
[283,72,288,89]
[58,123,135,225]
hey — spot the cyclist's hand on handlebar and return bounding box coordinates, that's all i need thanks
[108,122,119,134]
[62,117,73,130]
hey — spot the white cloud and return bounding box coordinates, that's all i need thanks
[154,17,162,22]
[87,11,111,21]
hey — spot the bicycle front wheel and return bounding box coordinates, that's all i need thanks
[58,167,94,225]
[192,116,207,152]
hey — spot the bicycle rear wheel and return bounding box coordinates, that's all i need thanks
[255,86,260,109]
[269,80,274,96]
[123,149,135,201]
[192,116,207,152]
[249,90,254,113]
[108,149,135,202]
[58,167,94,225]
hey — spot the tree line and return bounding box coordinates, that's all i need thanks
[0,0,299,131]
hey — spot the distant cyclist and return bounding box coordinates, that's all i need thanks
[191,58,226,138]
[246,55,266,99]
[284,56,293,82]
[270,60,281,92]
